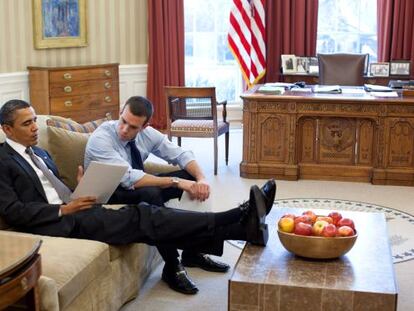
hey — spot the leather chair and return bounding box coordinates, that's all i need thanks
[318,53,368,86]
[164,86,229,175]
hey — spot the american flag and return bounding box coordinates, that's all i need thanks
[228,0,266,88]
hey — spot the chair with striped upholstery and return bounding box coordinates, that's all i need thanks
[164,86,229,175]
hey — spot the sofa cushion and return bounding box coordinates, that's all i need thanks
[39,235,110,310]
[46,113,111,133]
[47,127,90,190]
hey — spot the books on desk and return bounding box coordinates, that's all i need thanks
[312,85,342,94]
[257,84,285,95]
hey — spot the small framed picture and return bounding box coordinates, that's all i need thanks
[390,61,411,76]
[296,57,309,73]
[308,57,319,74]
[369,62,390,77]
[281,54,297,73]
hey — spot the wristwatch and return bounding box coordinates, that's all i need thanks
[171,177,180,188]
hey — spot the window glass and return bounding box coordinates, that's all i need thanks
[184,0,242,104]
[317,0,377,62]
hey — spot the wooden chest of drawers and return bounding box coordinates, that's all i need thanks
[28,63,120,123]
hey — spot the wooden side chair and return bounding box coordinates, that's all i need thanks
[164,86,229,175]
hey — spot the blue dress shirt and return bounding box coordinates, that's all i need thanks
[84,121,195,189]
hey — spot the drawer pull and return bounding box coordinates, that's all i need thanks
[63,72,72,80]
[104,96,112,103]
[21,277,28,291]
[104,70,112,77]
[64,100,73,107]
[64,86,72,93]
[104,82,111,89]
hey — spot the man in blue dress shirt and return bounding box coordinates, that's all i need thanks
[85,96,234,289]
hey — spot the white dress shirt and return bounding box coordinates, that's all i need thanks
[7,138,63,204]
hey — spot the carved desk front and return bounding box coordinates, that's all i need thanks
[240,86,414,186]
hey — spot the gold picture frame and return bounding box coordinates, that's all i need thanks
[33,0,87,49]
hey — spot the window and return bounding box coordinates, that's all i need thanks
[317,0,378,62]
[184,0,243,104]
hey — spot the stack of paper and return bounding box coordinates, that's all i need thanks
[312,85,342,94]
[364,84,393,92]
[257,85,285,95]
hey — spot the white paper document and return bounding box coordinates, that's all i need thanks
[71,161,128,203]
[166,191,212,213]
[370,91,399,98]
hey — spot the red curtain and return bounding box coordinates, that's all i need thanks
[377,0,414,78]
[264,0,319,82]
[147,0,185,130]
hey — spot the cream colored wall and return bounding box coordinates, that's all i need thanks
[0,0,148,73]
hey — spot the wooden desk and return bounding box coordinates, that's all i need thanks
[240,86,414,185]
[229,208,398,310]
[0,232,42,310]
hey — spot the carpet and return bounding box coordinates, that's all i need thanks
[230,198,414,264]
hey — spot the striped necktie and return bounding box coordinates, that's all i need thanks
[127,141,144,171]
[25,147,72,203]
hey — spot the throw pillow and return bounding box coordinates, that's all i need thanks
[47,126,90,190]
[46,113,112,133]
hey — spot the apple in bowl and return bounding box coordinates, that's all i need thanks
[294,222,313,236]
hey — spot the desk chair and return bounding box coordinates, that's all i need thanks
[318,53,368,86]
[164,86,229,175]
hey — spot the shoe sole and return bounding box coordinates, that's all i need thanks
[250,186,269,246]
[262,179,276,215]
[182,261,230,273]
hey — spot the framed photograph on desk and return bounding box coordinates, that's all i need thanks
[308,57,319,74]
[390,61,411,76]
[370,62,390,77]
[296,57,309,73]
[281,55,297,73]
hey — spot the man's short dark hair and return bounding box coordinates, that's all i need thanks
[0,99,31,126]
[122,96,153,124]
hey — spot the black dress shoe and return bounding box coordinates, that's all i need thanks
[260,179,276,215]
[243,185,268,246]
[162,263,199,295]
[182,253,230,273]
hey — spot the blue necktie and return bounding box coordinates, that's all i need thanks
[127,141,144,171]
[26,147,72,203]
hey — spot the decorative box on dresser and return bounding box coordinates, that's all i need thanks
[28,63,120,123]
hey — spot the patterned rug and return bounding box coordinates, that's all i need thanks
[229,198,414,264]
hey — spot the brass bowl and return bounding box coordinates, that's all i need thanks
[277,230,358,259]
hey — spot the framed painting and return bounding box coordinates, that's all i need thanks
[33,0,87,49]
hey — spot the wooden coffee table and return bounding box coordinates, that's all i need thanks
[0,232,42,310]
[228,208,398,311]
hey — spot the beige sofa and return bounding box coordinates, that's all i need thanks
[0,115,176,311]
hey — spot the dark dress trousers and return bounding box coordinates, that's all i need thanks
[0,143,224,255]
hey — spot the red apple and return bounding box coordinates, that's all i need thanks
[281,213,296,219]
[278,217,295,233]
[328,211,343,226]
[294,222,313,236]
[337,225,355,237]
[322,224,337,237]
[312,220,329,236]
[294,215,312,225]
[315,216,333,224]
[302,210,317,223]
[337,218,355,230]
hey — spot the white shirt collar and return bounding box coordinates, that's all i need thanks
[6,138,28,157]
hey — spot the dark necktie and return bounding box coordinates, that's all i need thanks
[25,147,72,203]
[127,141,144,171]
